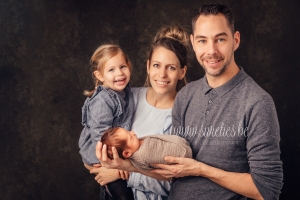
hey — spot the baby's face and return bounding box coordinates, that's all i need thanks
[117,128,140,156]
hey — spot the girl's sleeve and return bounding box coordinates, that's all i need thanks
[79,94,116,165]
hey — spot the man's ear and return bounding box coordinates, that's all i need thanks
[94,71,104,82]
[233,31,240,51]
[122,150,132,158]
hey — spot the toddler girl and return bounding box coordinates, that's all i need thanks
[78,44,135,199]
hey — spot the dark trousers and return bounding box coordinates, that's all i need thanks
[100,179,134,200]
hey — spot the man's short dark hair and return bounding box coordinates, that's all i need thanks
[192,3,235,34]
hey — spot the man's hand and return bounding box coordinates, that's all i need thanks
[151,156,202,178]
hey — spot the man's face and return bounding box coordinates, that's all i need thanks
[190,14,240,77]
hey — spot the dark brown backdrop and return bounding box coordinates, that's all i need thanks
[1,0,299,199]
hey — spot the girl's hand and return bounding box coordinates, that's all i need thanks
[84,163,98,171]
[90,166,128,186]
[95,141,136,172]
[93,163,102,168]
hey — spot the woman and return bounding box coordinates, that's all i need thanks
[90,25,189,200]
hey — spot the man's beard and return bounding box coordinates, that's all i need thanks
[200,47,234,77]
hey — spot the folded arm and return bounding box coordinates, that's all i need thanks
[151,156,263,200]
[167,92,283,199]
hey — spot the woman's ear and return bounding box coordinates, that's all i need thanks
[146,60,150,74]
[94,71,104,83]
[179,66,187,80]
[122,150,132,158]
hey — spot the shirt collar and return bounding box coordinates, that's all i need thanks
[90,84,130,100]
[202,67,248,96]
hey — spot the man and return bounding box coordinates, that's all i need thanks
[152,3,283,200]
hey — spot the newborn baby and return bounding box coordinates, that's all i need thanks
[101,127,192,171]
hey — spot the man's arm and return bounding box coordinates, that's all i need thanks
[153,95,282,200]
[245,97,283,199]
[166,89,262,198]
[151,156,263,200]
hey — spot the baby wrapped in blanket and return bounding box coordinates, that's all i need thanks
[101,127,192,171]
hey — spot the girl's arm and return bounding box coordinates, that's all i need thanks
[84,163,94,170]
[80,95,116,165]
[85,163,129,186]
[90,166,129,186]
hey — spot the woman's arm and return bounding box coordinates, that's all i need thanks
[96,141,169,181]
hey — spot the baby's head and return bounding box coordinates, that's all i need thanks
[101,127,140,159]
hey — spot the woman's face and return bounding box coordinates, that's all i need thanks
[147,46,186,96]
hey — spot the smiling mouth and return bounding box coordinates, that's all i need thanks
[206,60,221,64]
[114,77,126,82]
[156,80,169,85]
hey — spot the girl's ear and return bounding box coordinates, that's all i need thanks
[127,62,132,72]
[179,66,187,80]
[122,150,132,158]
[94,71,104,82]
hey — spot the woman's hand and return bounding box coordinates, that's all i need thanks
[90,166,130,186]
[95,141,136,172]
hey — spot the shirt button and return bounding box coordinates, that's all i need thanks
[205,110,209,115]
[208,100,212,104]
